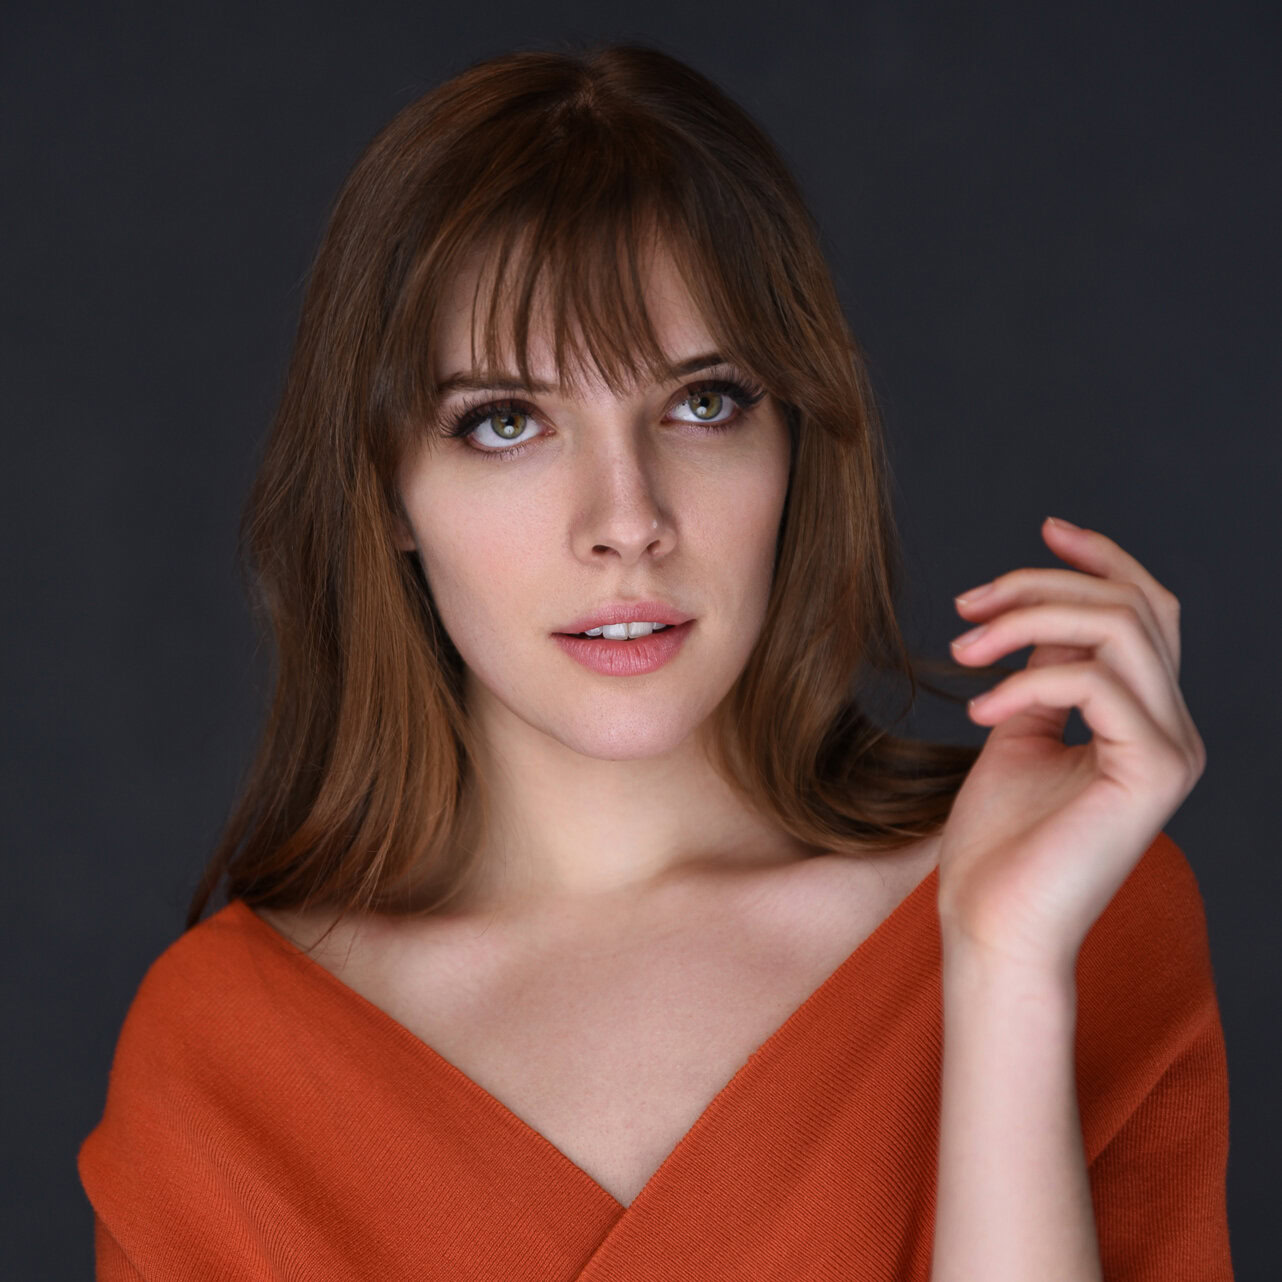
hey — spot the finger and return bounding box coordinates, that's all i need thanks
[967,659,1203,798]
[1039,518,1183,673]
[955,566,1180,685]
[951,601,1198,752]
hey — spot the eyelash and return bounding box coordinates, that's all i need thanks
[440,374,768,462]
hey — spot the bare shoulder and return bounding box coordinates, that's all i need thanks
[738,833,941,946]
[251,902,408,991]
[255,833,942,946]
[252,833,941,1001]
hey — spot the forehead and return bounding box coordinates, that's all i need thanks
[431,238,717,396]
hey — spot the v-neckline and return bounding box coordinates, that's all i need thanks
[228,860,939,1213]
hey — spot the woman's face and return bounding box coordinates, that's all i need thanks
[393,244,793,763]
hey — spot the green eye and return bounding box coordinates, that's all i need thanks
[489,408,528,440]
[687,391,723,420]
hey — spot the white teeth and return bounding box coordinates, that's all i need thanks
[581,621,670,639]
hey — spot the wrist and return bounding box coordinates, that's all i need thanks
[940,934,1079,1023]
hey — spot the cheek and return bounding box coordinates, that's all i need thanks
[410,489,540,632]
[407,429,789,626]
[695,454,790,571]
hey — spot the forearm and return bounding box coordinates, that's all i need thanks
[929,940,1104,1282]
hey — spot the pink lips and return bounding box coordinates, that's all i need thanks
[555,600,693,636]
[552,619,694,676]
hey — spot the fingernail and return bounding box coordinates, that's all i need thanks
[951,625,988,649]
[955,582,994,605]
[1046,515,1081,530]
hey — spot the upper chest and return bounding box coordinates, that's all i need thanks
[259,842,939,1207]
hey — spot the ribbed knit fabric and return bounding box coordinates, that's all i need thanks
[78,830,1233,1279]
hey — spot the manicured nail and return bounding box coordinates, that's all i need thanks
[955,582,994,605]
[1046,515,1081,531]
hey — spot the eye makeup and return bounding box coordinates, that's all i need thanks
[437,368,768,462]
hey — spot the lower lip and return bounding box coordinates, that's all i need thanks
[552,620,695,676]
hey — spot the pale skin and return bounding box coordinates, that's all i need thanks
[391,242,818,918]
[266,242,1208,1265]
[262,242,946,1204]
[934,518,1206,1280]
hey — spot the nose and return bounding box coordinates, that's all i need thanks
[569,420,677,564]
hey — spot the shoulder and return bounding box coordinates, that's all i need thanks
[79,903,284,1153]
[1078,829,1217,1008]
[78,902,288,1271]
[100,902,275,1071]
[1075,830,1225,1146]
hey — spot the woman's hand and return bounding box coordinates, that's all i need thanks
[937,516,1207,978]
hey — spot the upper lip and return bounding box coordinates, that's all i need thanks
[555,600,695,634]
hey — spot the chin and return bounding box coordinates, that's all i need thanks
[548,708,702,762]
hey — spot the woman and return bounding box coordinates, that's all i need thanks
[78,43,1231,1280]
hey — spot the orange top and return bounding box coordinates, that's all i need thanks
[78,831,1233,1280]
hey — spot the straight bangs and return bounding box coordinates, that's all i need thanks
[185,44,992,932]
[371,93,852,472]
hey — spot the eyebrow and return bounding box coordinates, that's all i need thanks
[434,352,731,397]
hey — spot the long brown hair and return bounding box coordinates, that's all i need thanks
[185,41,1007,933]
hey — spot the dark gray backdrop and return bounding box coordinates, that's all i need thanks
[5,1,1277,1276]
